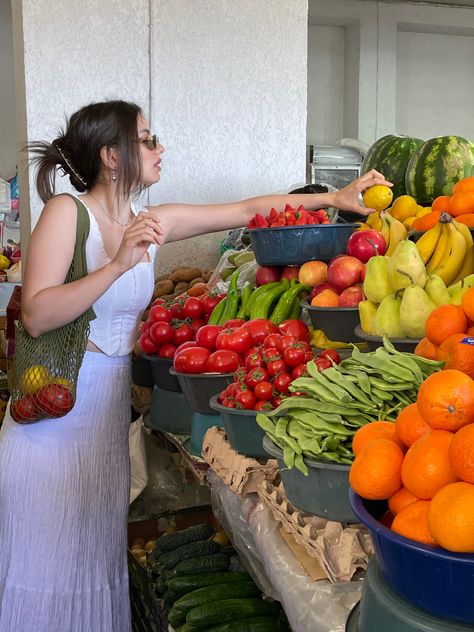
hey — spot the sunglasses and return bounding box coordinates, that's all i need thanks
[137,134,159,150]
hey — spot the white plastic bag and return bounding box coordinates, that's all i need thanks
[129,416,148,504]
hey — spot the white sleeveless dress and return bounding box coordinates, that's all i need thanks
[0,197,155,632]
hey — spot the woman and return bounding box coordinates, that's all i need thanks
[0,100,390,631]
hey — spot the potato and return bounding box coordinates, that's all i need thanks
[155,273,171,283]
[173,281,189,294]
[170,267,202,283]
[202,270,213,282]
[153,279,174,298]
[189,277,205,287]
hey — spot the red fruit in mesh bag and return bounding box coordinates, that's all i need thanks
[10,395,39,423]
[35,383,74,418]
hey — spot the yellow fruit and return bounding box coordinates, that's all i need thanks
[390,195,418,222]
[20,364,53,395]
[366,211,382,231]
[0,255,10,271]
[362,186,393,213]
[53,376,74,391]
[356,222,372,231]
[417,206,432,217]
[403,216,417,231]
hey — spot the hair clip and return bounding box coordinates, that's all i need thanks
[53,140,87,187]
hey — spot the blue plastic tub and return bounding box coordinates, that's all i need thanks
[349,490,474,624]
[142,354,181,392]
[249,223,358,266]
[190,412,223,457]
[147,386,193,434]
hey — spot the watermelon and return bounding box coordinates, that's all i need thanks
[405,135,474,205]
[361,134,424,199]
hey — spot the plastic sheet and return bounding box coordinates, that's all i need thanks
[208,470,362,632]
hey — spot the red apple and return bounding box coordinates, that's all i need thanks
[338,284,364,307]
[280,266,300,281]
[10,395,39,423]
[35,383,74,418]
[346,229,387,262]
[309,282,339,301]
[327,256,364,292]
[256,266,281,286]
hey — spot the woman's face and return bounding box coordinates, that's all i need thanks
[137,114,164,186]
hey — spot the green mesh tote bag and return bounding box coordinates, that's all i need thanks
[9,194,96,423]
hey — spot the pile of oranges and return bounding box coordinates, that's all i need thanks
[349,368,474,553]
[412,176,474,231]
[415,294,474,378]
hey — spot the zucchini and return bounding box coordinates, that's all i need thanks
[207,618,286,632]
[168,571,252,596]
[150,523,214,559]
[168,606,187,628]
[159,539,220,570]
[174,581,260,614]
[172,553,230,577]
[186,598,282,629]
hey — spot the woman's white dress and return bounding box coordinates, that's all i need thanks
[0,197,155,632]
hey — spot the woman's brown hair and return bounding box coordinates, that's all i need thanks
[27,100,143,202]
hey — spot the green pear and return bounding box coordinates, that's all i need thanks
[400,282,436,339]
[363,256,393,304]
[448,273,474,297]
[449,283,472,306]
[358,299,378,334]
[373,294,405,338]
[388,240,428,292]
[424,274,450,306]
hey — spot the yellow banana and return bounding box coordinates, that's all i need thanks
[426,223,451,273]
[366,211,381,230]
[452,219,474,248]
[431,221,468,286]
[383,212,408,256]
[378,213,390,246]
[415,221,443,264]
[450,244,474,285]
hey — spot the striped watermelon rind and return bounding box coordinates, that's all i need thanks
[405,135,474,205]
[361,134,424,199]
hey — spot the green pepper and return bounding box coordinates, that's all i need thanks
[250,279,289,320]
[236,283,253,319]
[244,282,281,318]
[219,269,240,324]
[288,295,301,319]
[207,297,227,325]
[269,283,310,325]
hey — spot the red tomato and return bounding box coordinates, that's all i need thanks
[195,325,224,350]
[35,383,74,417]
[216,327,253,355]
[266,359,287,377]
[182,297,204,320]
[149,321,174,345]
[291,363,308,379]
[255,400,273,411]
[273,372,292,393]
[271,395,286,408]
[172,323,195,346]
[170,301,186,319]
[319,349,341,365]
[245,352,264,371]
[158,342,177,358]
[245,367,270,390]
[173,346,211,373]
[222,318,246,328]
[174,340,197,355]
[244,345,263,360]
[235,390,257,410]
[139,333,159,355]
[148,304,172,323]
[254,381,273,401]
[262,347,282,364]
[201,293,226,315]
[278,319,310,341]
[283,345,306,367]
[10,395,38,422]
[221,397,237,408]
[206,350,242,374]
[140,321,152,336]
[305,350,315,362]
[242,319,279,344]
[263,333,282,349]
[151,297,166,307]
[276,335,298,352]
[314,357,332,372]
[190,319,205,332]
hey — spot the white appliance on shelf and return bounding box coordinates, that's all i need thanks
[306,140,367,190]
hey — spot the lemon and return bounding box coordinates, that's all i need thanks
[0,255,10,271]
[390,195,418,221]
[53,376,74,391]
[20,364,53,395]
[362,186,393,213]
[403,216,417,231]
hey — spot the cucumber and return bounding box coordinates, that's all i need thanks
[168,571,252,597]
[163,588,179,609]
[174,581,260,614]
[168,606,187,628]
[207,617,287,632]
[150,524,214,560]
[172,553,230,577]
[159,539,220,570]
[186,598,282,630]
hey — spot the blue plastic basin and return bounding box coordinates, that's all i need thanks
[249,223,358,266]
[349,489,474,624]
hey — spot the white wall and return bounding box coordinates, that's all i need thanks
[0,0,16,180]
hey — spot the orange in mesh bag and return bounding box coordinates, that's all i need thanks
[9,195,95,423]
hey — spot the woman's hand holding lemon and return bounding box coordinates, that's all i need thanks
[331,169,393,216]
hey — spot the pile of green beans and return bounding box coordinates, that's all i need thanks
[256,337,444,474]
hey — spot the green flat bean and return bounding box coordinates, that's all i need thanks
[323,367,373,406]
[294,453,309,476]
[275,417,289,438]
[291,409,344,426]
[283,446,295,469]
[371,387,393,401]
[369,376,413,391]
[256,413,277,433]
[304,364,353,402]
[372,347,417,382]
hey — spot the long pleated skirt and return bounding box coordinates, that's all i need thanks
[0,351,132,632]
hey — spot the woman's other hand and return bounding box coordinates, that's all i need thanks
[111,212,164,274]
[331,169,393,216]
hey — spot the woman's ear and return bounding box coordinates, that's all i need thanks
[99,145,118,170]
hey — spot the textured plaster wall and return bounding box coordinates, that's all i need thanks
[0,0,16,181]
[149,0,308,274]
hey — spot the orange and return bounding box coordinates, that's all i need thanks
[388,486,419,515]
[452,176,474,195]
[454,213,474,228]
[391,500,437,546]
[401,429,458,499]
[448,191,474,217]
[449,423,474,483]
[416,369,474,431]
[395,403,431,448]
[431,195,451,214]
[425,304,467,346]
[310,288,339,307]
[414,337,439,361]
[352,420,405,456]
[467,325,474,336]
[428,482,474,552]
[461,286,474,322]
[349,438,404,500]
[436,333,474,379]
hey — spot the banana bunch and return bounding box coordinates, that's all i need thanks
[379,211,408,256]
[415,213,474,286]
